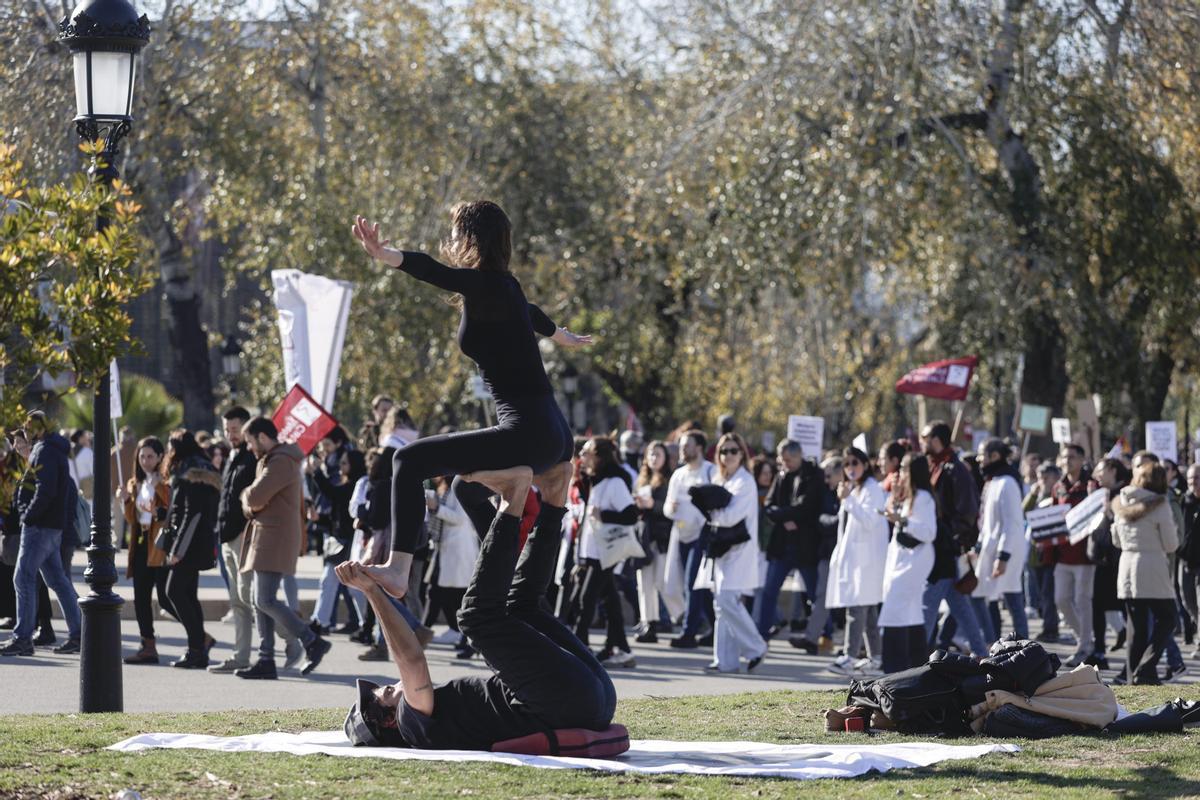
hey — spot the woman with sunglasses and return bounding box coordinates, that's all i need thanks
[826,446,889,677]
[702,433,768,673]
[878,454,938,673]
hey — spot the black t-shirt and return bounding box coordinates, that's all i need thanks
[399,252,557,401]
[396,675,545,751]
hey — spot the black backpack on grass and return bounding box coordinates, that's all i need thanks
[847,665,971,736]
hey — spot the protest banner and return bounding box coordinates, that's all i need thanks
[1026,504,1068,541]
[1065,488,1107,545]
[271,269,354,411]
[895,356,978,402]
[272,384,338,456]
[1145,421,1177,464]
[787,415,824,459]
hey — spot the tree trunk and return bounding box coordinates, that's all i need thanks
[160,228,214,433]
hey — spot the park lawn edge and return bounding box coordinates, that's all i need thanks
[0,687,1197,799]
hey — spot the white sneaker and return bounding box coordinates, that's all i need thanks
[1190,647,1200,661]
[826,654,855,677]
[220,610,236,624]
[853,657,883,677]
[431,628,461,645]
[599,649,637,668]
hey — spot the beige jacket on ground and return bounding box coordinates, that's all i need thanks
[239,442,305,576]
[1112,486,1179,600]
[968,665,1117,733]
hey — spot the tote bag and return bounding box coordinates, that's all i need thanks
[595,522,645,569]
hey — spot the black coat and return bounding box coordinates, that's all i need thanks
[929,455,980,582]
[763,461,824,564]
[217,442,257,544]
[636,482,672,554]
[1181,493,1200,570]
[166,457,220,570]
[313,469,356,564]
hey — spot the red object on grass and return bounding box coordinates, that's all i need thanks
[894,356,979,402]
[271,384,339,456]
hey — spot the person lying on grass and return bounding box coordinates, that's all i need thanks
[341,465,617,750]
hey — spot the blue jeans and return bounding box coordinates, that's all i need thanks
[1033,564,1058,637]
[13,525,80,642]
[923,576,989,656]
[754,539,803,637]
[679,536,713,637]
[253,570,314,661]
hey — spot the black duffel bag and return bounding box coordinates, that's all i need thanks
[847,664,971,736]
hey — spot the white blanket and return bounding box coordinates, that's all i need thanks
[109,731,1018,780]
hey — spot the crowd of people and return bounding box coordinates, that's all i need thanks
[2,403,1197,688]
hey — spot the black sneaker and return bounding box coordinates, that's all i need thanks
[1176,698,1200,728]
[0,638,34,656]
[747,653,766,672]
[669,634,699,649]
[300,636,331,675]
[309,621,330,637]
[32,627,56,647]
[350,628,374,645]
[1035,631,1061,644]
[697,632,714,647]
[634,627,658,644]
[1084,654,1110,671]
[788,636,818,655]
[235,660,278,680]
[332,622,360,636]
[52,637,80,655]
[1109,629,1126,652]
[1164,663,1188,683]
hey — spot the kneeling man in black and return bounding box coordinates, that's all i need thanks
[341,466,617,750]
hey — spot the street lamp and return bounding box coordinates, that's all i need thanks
[560,363,579,432]
[59,0,150,714]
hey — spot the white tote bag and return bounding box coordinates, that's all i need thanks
[596,522,645,570]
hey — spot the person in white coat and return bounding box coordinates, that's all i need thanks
[970,439,1030,644]
[826,447,889,677]
[664,430,717,648]
[424,475,481,654]
[700,433,767,673]
[879,454,938,674]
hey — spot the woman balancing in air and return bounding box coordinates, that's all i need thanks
[350,202,591,598]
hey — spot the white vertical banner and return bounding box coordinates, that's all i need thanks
[271,270,355,411]
[109,358,123,419]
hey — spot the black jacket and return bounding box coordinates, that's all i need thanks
[928,454,980,582]
[636,482,672,553]
[1181,492,1200,570]
[313,469,356,564]
[18,432,72,530]
[763,461,824,564]
[217,442,257,544]
[166,456,220,570]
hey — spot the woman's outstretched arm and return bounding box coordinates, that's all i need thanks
[352,215,488,295]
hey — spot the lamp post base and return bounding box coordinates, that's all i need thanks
[79,589,124,713]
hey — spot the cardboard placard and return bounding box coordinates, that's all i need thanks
[1026,504,1068,541]
[787,415,825,460]
[1065,488,1107,545]
[1145,421,1177,464]
[1051,418,1072,445]
[271,384,339,456]
[1017,403,1051,435]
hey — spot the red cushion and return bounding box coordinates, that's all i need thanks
[492,724,630,758]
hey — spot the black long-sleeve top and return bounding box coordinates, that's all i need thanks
[399,252,557,399]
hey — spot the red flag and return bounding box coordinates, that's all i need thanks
[895,356,978,402]
[271,384,339,456]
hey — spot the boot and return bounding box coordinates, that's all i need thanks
[124,636,159,665]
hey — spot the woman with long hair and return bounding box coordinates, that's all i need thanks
[117,437,175,664]
[566,436,638,667]
[632,440,680,644]
[162,430,220,668]
[351,203,590,598]
[309,449,368,634]
[1087,456,1133,669]
[701,433,767,673]
[826,446,888,678]
[879,454,938,673]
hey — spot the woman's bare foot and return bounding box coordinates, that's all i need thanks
[461,466,533,515]
[358,554,412,600]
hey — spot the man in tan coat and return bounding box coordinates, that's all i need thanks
[234,416,331,680]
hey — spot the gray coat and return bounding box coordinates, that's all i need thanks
[1112,486,1179,600]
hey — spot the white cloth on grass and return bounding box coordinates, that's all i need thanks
[108,732,1018,780]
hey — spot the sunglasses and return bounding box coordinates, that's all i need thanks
[719,448,741,456]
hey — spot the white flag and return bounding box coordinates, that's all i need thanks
[109,358,123,419]
[271,270,355,411]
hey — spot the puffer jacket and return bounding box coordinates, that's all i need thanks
[1112,485,1179,600]
[166,456,221,570]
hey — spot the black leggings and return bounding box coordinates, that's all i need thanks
[568,560,629,651]
[458,506,616,731]
[881,624,928,674]
[425,585,467,631]
[166,565,207,653]
[1125,598,1176,685]
[131,543,175,639]
[391,394,572,553]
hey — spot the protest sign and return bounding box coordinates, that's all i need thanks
[787,415,824,459]
[1051,417,1072,445]
[1016,403,1051,435]
[1065,489,1107,545]
[1026,504,1068,542]
[1145,421,1177,464]
[272,384,338,456]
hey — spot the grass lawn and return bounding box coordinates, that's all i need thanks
[1,686,1197,799]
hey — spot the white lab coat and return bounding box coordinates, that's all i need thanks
[696,466,761,595]
[826,477,890,609]
[431,489,479,589]
[578,476,635,562]
[879,490,937,627]
[973,473,1027,600]
[663,460,716,597]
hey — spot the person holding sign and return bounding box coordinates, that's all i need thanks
[351,204,591,600]
[1112,463,1179,684]
[1053,444,1095,668]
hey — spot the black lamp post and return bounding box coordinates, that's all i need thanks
[221,335,243,399]
[59,0,150,714]
[560,363,579,433]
